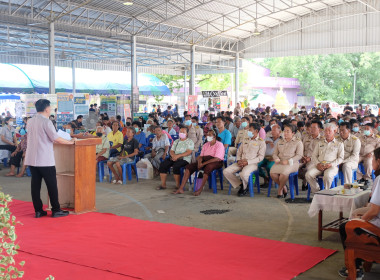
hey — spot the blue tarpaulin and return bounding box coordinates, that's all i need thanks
[0,64,171,96]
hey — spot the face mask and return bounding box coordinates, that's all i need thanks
[126,122,131,126]
[66,129,71,134]
[179,132,186,139]
[363,130,371,136]
[241,122,248,128]
[185,120,192,126]
[8,121,13,126]
[206,136,214,142]
[247,131,254,138]
[338,119,344,124]
[96,132,103,137]
[20,129,26,136]
[134,127,139,133]
[192,122,197,126]
[352,127,359,133]
[146,124,151,128]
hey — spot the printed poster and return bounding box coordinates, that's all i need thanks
[188,95,198,116]
[57,92,74,130]
[100,96,117,117]
[220,96,229,112]
[74,93,90,118]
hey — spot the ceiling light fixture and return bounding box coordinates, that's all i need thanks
[123,1,133,5]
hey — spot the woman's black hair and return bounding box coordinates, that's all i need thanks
[208,128,221,142]
[132,121,141,128]
[284,123,297,133]
[179,126,189,134]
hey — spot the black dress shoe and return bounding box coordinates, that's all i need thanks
[283,192,288,198]
[276,195,284,198]
[237,184,244,194]
[302,184,308,191]
[52,210,69,218]
[35,211,48,218]
[239,187,250,197]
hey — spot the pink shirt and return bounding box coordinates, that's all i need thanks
[25,114,59,167]
[259,127,266,140]
[200,141,225,161]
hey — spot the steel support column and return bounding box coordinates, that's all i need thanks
[48,21,55,94]
[190,45,195,98]
[131,35,138,113]
[72,60,76,94]
[235,53,239,106]
[184,70,187,110]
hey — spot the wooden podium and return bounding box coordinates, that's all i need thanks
[51,138,102,214]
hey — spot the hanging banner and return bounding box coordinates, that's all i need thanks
[15,102,25,126]
[74,93,90,118]
[124,104,131,119]
[100,96,117,117]
[188,95,198,116]
[117,95,131,120]
[220,96,229,112]
[202,91,227,97]
[57,92,74,130]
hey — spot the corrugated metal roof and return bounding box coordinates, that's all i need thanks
[0,0,371,73]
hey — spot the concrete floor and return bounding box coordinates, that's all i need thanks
[0,168,379,280]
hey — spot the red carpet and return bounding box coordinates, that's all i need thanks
[11,200,335,280]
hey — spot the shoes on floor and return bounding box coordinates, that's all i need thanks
[52,210,69,218]
[237,184,244,195]
[238,187,250,197]
[338,266,363,280]
[35,210,48,218]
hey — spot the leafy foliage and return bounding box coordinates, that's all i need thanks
[255,52,380,105]
[153,75,183,92]
[0,190,24,280]
[0,189,55,280]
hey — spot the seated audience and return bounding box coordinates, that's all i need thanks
[95,126,110,163]
[270,124,303,198]
[144,126,170,174]
[174,129,225,196]
[157,127,194,190]
[107,127,139,184]
[224,123,266,196]
[107,121,124,158]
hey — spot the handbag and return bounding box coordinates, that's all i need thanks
[194,170,204,192]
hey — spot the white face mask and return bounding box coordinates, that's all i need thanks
[8,121,14,126]
[206,136,214,142]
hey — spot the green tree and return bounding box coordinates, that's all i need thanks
[255,52,380,105]
[153,74,183,93]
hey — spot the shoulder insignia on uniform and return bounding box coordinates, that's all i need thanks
[259,138,264,141]
[352,136,358,140]
[377,135,380,138]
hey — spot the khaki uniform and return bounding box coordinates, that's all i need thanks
[234,107,242,117]
[298,134,322,181]
[358,134,380,179]
[295,130,308,142]
[306,138,344,193]
[270,136,303,176]
[223,136,266,189]
[227,129,249,162]
[188,125,203,163]
[337,134,361,183]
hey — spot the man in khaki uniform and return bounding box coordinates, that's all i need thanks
[227,117,249,164]
[358,122,380,183]
[187,116,203,162]
[224,123,265,196]
[233,102,243,117]
[299,120,323,190]
[306,123,344,193]
[337,122,361,184]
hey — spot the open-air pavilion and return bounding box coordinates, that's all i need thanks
[1,1,380,280]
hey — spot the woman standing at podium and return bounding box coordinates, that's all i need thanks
[24,99,75,218]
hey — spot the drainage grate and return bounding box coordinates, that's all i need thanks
[200,209,231,215]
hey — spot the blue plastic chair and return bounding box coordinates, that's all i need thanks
[193,168,223,194]
[2,158,8,167]
[228,169,260,197]
[171,134,179,141]
[224,147,229,168]
[307,173,339,201]
[121,157,139,184]
[97,160,108,182]
[358,163,375,181]
[266,173,297,198]
[16,166,31,177]
[338,169,357,185]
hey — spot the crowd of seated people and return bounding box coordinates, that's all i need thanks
[2,102,380,199]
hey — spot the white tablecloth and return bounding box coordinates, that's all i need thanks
[308,186,371,217]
